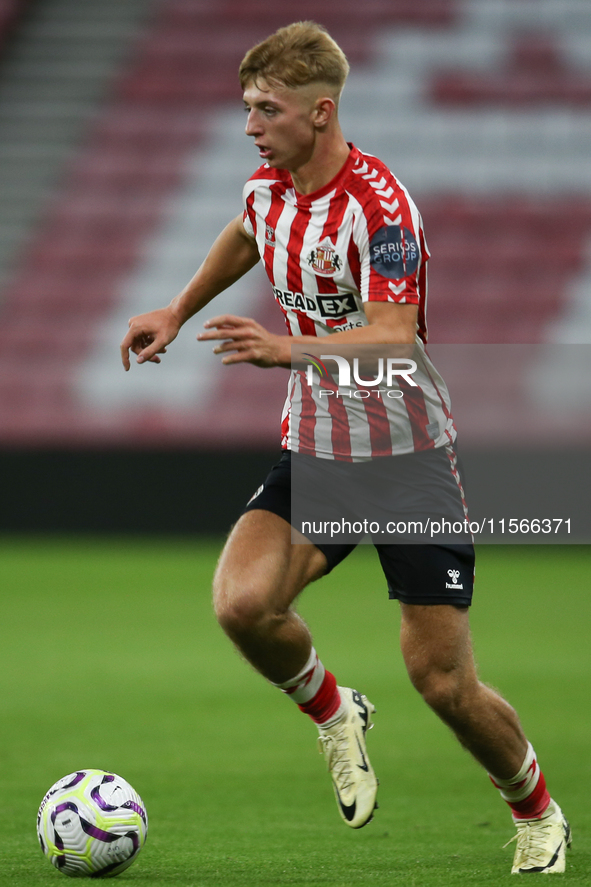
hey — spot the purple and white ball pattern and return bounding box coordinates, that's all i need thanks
[37,770,148,877]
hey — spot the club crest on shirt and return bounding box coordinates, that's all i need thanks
[307,239,342,277]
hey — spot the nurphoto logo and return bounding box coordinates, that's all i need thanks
[303,354,418,388]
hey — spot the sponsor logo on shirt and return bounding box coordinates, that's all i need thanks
[316,293,356,318]
[370,225,419,279]
[273,288,358,320]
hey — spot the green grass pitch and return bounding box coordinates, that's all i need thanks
[0,538,588,885]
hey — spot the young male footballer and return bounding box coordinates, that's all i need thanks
[121,22,570,874]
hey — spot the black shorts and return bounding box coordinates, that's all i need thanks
[243,451,475,608]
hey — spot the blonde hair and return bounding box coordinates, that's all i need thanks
[239,21,349,99]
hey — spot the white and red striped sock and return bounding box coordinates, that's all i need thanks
[273,647,344,726]
[489,742,551,820]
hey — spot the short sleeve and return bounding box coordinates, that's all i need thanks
[353,182,429,306]
[242,181,256,238]
[242,206,255,238]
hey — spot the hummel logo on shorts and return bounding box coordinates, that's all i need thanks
[446,568,463,589]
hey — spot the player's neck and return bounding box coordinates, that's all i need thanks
[290,133,351,196]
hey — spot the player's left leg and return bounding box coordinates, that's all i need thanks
[399,603,571,873]
[400,603,526,774]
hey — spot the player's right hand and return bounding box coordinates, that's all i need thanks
[120,307,181,371]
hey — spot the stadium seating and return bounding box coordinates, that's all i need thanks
[433,32,591,106]
[423,197,591,343]
[0,0,590,446]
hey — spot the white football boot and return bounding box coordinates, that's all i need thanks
[507,799,572,874]
[317,687,378,829]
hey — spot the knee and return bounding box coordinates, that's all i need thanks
[215,594,273,638]
[407,663,471,720]
[212,573,277,639]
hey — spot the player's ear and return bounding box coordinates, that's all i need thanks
[313,96,336,128]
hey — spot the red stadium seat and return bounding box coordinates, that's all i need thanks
[400,196,591,344]
[432,32,591,107]
[1,0,590,444]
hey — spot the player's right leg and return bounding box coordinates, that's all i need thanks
[213,507,325,683]
[212,506,378,828]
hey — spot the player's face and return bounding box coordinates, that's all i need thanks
[243,79,320,171]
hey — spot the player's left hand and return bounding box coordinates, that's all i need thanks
[197,314,287,368]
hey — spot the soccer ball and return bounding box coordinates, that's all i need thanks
[37,769,148,877]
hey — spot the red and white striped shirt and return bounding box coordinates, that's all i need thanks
[243,144,456,460]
